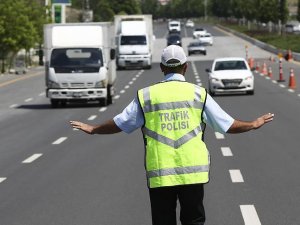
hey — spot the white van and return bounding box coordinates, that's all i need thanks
[168,20,181,33]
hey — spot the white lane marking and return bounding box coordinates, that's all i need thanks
[196,79,201,83]
[25,98,33,102]
[221,147,233,156]
[39,92,45,96]
[22,153,42,163]
[240,205,262,225]
[125,85,130,89]
[73,128,79,131]
[88,115,97,121]
[52,137,67,145]
[120,90,125,94]
[197,83,202,86]
[99,107,107,112]
[0,177,7,183]
[229,169,244,183]
[279,84,285,88]
[129,81,133,85]
[215,132,225,139]
[9,104,19,108]
[132,77,136,81]
[113,95,120,99]
[288,89,295,93]
[272,80,277,84]
[298,94,300,97]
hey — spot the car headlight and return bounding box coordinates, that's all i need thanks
[210,78,220,82]
[95,80,107,88]
[48,80,60,88]
[244,76,253,81]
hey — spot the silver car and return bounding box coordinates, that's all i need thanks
[187,42,207,56]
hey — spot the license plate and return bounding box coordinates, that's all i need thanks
[73,92,82,97]
[225,83,238,87]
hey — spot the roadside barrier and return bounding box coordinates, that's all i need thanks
[268,67,273,78]
[278,58,285,82]
[288,68,296,89]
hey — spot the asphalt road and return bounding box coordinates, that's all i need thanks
[0,22,299,225]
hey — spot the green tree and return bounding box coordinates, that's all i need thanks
[0,0,46,72]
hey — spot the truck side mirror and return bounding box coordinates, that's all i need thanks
[110,49,116,60]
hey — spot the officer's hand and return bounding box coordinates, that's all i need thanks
[253,113,274,129]
[70,121,94,134]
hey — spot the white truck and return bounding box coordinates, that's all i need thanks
[114,15,153,70]
[168,20,181,33]
[44,22,116,107]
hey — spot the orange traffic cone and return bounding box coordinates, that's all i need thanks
[248,57,254,70]
[256,62,260,71]
[261,62,267,75]
[288,68,296,89]
[268,67,273,78]
[286,49,293,61]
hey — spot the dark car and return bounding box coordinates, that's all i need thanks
[167,34,182,46]
[187,42,207,56]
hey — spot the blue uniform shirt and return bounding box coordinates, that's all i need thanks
[113,73,234,134]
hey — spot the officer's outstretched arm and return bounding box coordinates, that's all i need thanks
[70,119,122,135]
[227,113,274,134]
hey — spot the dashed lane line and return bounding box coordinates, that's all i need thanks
[221,147,233,156]
[9,104,19,109]
[22,153,43,164]
[88,115,97,121]
[240,205,262,225]
[0,177,7,183]
[99,107,107,112]
[215,132,225,139]
[25,98,33,102]
[229,169,244,183]
[52,137,67,145]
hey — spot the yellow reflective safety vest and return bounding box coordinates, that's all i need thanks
[137,80,210,188]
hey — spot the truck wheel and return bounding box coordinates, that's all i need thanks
[51,99,59,108]
[99,98,108,106]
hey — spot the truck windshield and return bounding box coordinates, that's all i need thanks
[121,35,146,45]
[50,48,103,73]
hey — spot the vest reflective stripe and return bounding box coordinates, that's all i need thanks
[143,101,204,113]
[142,125,202,149]
[147,165,209,178]
[142,85,203,113]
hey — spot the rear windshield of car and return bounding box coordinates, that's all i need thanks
[214,60,247,71]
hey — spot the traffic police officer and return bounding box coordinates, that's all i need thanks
[70,45,274,225]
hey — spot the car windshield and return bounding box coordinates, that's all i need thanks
[50,48,103,73]
[121,35,146,45]
[168,35,181,41]
[214,60,247,71]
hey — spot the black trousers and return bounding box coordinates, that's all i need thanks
[149,184,205,225]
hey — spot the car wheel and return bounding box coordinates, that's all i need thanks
[203,51,207,55]
[247,90,254,95]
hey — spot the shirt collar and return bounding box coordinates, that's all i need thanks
[164,73,186,81]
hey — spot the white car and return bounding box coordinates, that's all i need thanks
[206,57,254,96]
[185,20,194,28]
[198,33,213,46]
[193,27,207,39]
